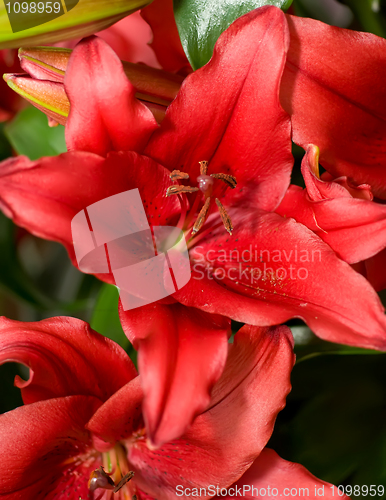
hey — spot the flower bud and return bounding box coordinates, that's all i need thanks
[3,74,69,125]
[0,0,153,49]
[3,71,170,125]
[6,44,184,125]
[18,45,184,102]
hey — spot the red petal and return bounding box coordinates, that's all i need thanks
[300,145,353,201]
[359,248,386,292]
[276,146,386,263]
[65,36,158,156]
[226,448,348,499]
[119,302,230,447]
[127,324,295,499]
[0,151,180,281]
[145,6,293,212]
[302,146,373,201]
[281,15,386,198]
[0,395,101,498]
[320,173,373,201]
[141,0,191,74]
[87,376,144,446]
[176,209,386,350]
[277,191,386,264]
[97,12,161,68]
[0,316,135,404]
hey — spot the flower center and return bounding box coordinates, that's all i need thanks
[88,443,135,499]
[166,160,237,236]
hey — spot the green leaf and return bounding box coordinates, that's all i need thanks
[173,0,293,70]
[270,352,386,490]
[90,284,127,347]
[90,284,137,365]
[4,106,66,160]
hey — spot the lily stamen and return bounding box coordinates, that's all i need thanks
[192,197,211,234]
[170,170,190,181]
[215,198,233,235]
[166,161,237,235]
[114,472,135,493]
[166,185,199,196]
[211,173,237,189]
[199,160,208,175]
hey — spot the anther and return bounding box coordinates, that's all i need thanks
[215,198,233,235]
[199,161,208,176]
[166,185,199,196]
[113,471,135,493]
[170,170,190,181]
[192,197,211,234]
[211,173,237,189]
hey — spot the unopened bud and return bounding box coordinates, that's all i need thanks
[18,45,183,102]
[3,74,69,125]
[0,0,153,49]
[5,44,185,125]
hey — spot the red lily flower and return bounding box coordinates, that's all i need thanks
[281,14,386,200]
[143,0,386,198]
[0,315,299,499]
[1,6,386,445]
[276,144,386,272]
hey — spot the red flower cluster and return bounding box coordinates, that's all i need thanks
[0,1,385,498]
[0,316,299,499]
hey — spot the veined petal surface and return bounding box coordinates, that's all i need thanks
[146,6,293,212]
[119,302,230,447]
